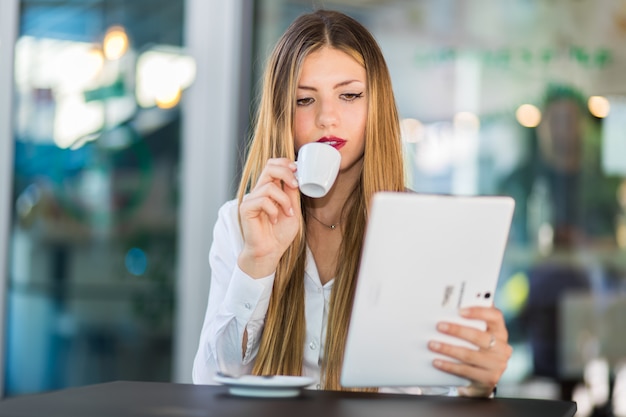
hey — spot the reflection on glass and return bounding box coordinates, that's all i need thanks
[5,0,187,396]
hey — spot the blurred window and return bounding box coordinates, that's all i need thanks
[5,0,187,395]
[254,0,626,403]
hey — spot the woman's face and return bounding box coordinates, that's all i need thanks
[294,47,367,173]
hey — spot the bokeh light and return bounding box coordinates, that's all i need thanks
[516,104,542,128]
[155,85,182,109]
[103,25,129,60]
[453,111,480,132]
[588,95,611,118]
[400,118,424,143]
[125,247,148,276]
[136,48,196,108]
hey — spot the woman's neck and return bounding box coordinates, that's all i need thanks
[305,157,362,221]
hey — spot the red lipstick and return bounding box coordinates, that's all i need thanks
[317,136,346,150]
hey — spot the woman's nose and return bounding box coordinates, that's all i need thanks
[316,100,338,128]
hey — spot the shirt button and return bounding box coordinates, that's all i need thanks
[316,384,321,390]
[244,302,251,309]
[309,342,317,350]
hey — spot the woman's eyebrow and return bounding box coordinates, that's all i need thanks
[333,79,364,89]
[297,79,365,90]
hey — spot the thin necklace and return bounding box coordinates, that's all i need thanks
[308,211,340,230]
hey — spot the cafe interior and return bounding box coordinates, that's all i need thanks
[1,1,626,416]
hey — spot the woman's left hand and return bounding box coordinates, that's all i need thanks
[427,306,513,398]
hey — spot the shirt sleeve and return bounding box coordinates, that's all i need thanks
[192,199,275,384]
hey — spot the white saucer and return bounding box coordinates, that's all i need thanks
[213,374,314,398]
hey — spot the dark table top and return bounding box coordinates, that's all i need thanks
[0,381,577,417]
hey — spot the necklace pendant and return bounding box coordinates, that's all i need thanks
[307,210,339,230]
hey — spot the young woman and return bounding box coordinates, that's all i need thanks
[192,9,512,397]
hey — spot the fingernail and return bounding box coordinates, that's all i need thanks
[292,179,299,187]
[437,322,449,331]
[460,308,471,317]
[433,360,443,368]
[289,208,294,217]
[289,162,297,170]
[429,341,441,350]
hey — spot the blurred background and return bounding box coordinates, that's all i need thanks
[1,1,626,416]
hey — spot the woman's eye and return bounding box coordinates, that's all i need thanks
[341,92,364,102]
[296,97,314,106]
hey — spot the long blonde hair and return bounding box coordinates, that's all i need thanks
[237,9,405,390]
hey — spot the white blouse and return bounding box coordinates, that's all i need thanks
[192,198,453,395]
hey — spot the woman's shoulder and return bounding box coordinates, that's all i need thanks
[220,197,239,212]
[217,198,239,222]
[211,198,239,233]
[212,198,243,246]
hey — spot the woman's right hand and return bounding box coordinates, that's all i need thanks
[237,158,301,278]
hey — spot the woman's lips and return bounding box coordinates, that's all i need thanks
[317,136,346,150]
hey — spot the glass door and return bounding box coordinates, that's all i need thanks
[3,0,188,395]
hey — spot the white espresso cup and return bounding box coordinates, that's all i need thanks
[296,142,341,198]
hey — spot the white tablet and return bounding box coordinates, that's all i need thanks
[341,192,515,388]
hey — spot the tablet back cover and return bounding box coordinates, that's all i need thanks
[341,192,515,388]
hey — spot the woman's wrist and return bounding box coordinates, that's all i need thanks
[237,252,279,279]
